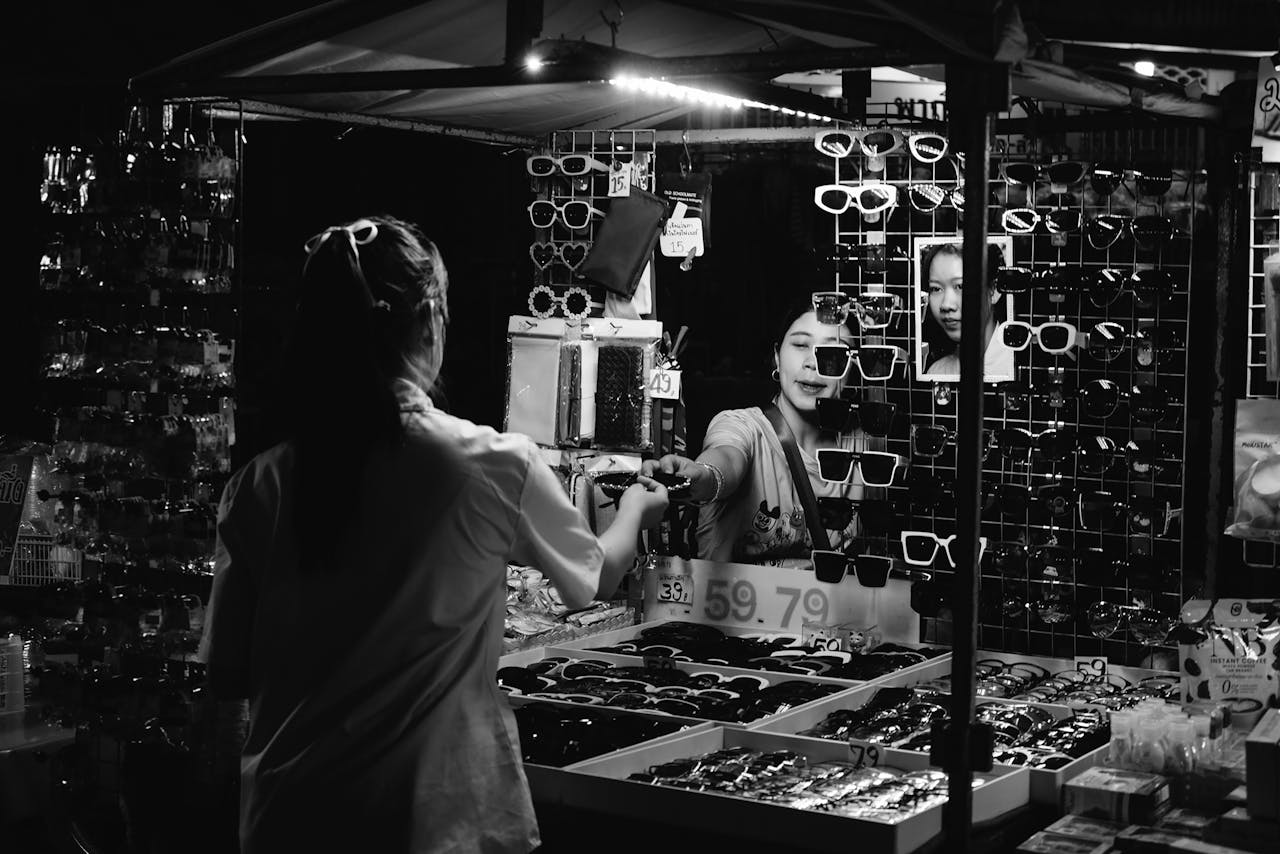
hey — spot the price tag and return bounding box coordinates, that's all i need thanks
[1075,656,1109,677]
[608,161,632,197]
[647,367,682,400]
[847,739,882,768]
[659,217,705,259]
[656,571,693,604]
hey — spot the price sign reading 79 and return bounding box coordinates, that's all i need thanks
[702,578,829,628]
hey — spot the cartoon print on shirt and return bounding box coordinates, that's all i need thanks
[751,500,780,532]
[741,500,809,557]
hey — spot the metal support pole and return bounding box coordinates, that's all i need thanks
[940,60,1007,845]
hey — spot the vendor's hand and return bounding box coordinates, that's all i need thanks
[620,475,669,529]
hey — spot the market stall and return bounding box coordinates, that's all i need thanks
[7,1,1280,852]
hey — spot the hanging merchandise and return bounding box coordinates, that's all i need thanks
[1226,398,1280,540]
[1178,598,1280,726]
[1265,250,1280,381]
[658,170,712,268]
[579,185,668,298]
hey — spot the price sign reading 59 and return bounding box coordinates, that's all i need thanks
[702,579,830,628]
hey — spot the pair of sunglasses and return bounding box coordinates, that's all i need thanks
[813,183,897,215]
[815,344,906,381]
[814,449,904,487]
[814,129,948,163]
[1083,322,1187,364]
[526,153,609,177]
[989,426,1076,462]
[907,183,965,213]
[527,285,591,320]
[1000,160,1090,188]
[905,470,955,509]
[811,291,902,329]
[1084,215,1180,252]
[528,199,606,230]
[1078,381,1181,423]
[1085,601,1177,645]
[997,320,1078,354]
[1000,208,1083,236]
[993,266,1176,306]
[817,497,896,533]
[811,550,894,586]
[529,241,589,272]
[900,531,988,568]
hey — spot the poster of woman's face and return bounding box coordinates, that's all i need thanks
[913,235,1016,383]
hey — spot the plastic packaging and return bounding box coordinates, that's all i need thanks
[0,635,25,723]
[1131,720,1167,773]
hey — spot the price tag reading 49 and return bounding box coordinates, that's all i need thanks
[648,368,681,400]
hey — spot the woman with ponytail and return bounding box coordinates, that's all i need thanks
[200,216,667,853]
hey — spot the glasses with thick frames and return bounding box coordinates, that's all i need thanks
[857,401,897,437]
[815,396,858,433]
[815,449,904,487]
[998,320,1079,355]
[990,426,1077,462]
[1000,208,1082,236]
[810,291,902,329]
[1086,268,1176,308]
[813,182,898,215]
[814,344,907,381]
[900,531,988,568]
[527,199,606,230]
[526,153,610,177]
[817,497,896,534]
[527,285,592,320]
[1083,215,1180,252]
[907,183,965,213]
[911,424,954,458]
[1000,160,1091,189]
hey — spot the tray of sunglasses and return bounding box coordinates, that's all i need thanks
[747,684,1106,804]
[553,726,1029,854]
[547,619,953,688]
[959,651,1180,712]
[495,648,863,726]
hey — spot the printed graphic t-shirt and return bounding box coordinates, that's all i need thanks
[695,407,868,564]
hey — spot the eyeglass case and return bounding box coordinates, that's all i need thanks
[579,186,668,298]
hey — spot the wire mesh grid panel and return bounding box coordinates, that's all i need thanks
[1242,164,1280,568]
[819,107,1200,668]
[524,129,657,320]
[6,532,82,586]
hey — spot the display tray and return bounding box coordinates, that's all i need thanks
[543,726,1029,854]
[497,646,865,727]
[746,687,1103,805]
[547,618,952,689]
[970,650,1178,710]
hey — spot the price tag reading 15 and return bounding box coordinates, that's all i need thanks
[702,578,830,629]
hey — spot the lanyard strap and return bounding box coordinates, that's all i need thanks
[763,403,830,552]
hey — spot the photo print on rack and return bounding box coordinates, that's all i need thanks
[913,234,1016,383]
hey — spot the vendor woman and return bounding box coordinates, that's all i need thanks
[642,298,875,564]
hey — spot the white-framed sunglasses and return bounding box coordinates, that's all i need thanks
[998,320,1079,355]
[813,182,898,215]
[815,449,904,487]
[526,153,610,177]
[814,344,906,381]
[527,284,592,320]
[900,531,989,568]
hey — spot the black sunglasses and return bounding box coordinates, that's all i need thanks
[1132,326,1186,369]
[906,470,955,509]
[986,542,1028,577]
[1028,545,1074,580]
[991,427,1076,462]
[817,497,896,534]
[987,482,1034,517]
[1077,547,1123,586]
[1084,321,1129,362]
[1133,166,1173,198]
[1001,160,1090,188]
[1079,379,1123,419]
[1130,384,1181,426]
[815,397,858,433]
[1078,490,1128,531]
[1090,165,1125,197]
[857,401,897,437]
[1076,435,1118,475]
[1037,482,1076,521]
[911,424,954,458]
[1124,440,1180,479]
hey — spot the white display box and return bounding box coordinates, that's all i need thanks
[549,727,1030,854]
[747,686,1101,805]
[547,618,953,689]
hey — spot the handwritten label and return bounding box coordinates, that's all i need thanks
[647,368,682,400]
[848,739,882,768]
[659,217,705,258]
[608,161,632,197]
[656,572,693,604]
[1075,656,1109,677]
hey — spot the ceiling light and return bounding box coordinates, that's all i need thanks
[611,75,833,121]
[1133,60,1156,77]
[524,54,544,71]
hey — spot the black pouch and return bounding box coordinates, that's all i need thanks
[579,187,668,298]
[593,345,646,447]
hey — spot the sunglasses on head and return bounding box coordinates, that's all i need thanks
[1084,215,1179,252]
[813,183,898,215]
[815,449,903,487]
[527,285,591,320]
[528,199,606,230]
[999,320,1078,354]
[817,497,896,534]
[1000,159,1092,188]
[907,183,965,213]
[856,400,897,437]
[527,153,610,177]
[529,240,590,272]
[811,291,902,329]
[901,531,988,568]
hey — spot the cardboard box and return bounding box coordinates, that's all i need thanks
[1017,831,1111,854]
[1062,766,1171,825]
[1245,708,1280,820]
[1043,813,1126,843]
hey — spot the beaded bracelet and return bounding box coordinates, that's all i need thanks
[691,461,725,506]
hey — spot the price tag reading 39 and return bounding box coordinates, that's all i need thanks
[656,572,693,605]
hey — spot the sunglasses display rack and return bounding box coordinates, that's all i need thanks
[525,129,656,320]
[25,102,240,590]
[815,115,1202,669]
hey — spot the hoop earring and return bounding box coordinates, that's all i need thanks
[771,369,780,382]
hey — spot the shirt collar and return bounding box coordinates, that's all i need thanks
[393,378,434,413]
